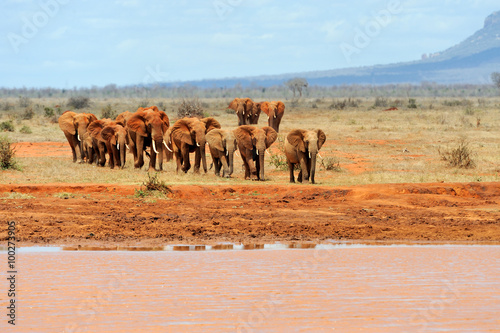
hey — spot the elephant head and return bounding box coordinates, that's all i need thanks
[250,102,262,125]
[126,108,170,171]
[206,128,238,177]
[286,129,326,184]
[170,117,221,173]
[101,122,129,169]
[260,101,285,133]
[115,110,132,127]
[58,111,98,163]
[234,125,277,181]
[228,98,254,126]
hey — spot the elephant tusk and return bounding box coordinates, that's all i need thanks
[256,150,259,156]
[309,152,312,159]
[125,144,130,151]
[77,134,81,142]
[265,150,270,155]
[318,152,323,159]
[236,151,240,157]
[152,141,159,154]
[117,144,119,151]
[164,141,173,153]
[226,150,229,156]
[274,114,277,118]
[196,142,200,147]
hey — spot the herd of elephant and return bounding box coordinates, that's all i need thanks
[58,98,326,183]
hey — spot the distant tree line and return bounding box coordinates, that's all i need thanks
[0,81,498,100]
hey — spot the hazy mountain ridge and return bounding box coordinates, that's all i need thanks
[160,11,500,88]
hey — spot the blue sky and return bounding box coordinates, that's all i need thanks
[1,0,498,88]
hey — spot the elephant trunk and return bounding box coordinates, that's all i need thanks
[258,148,265,180]
[201,143,207,173]
[228,149,234,176]
[119,138,126,169]
[310,151,317,184]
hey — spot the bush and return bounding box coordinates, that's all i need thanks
[329,98,360,110]
[20,125,32,134]
[44,107,55,117]
[0,120,15,132]
[0,136,19,170]
[101,104,117,119]
[177,98,204,118]
[438,139,476,169]
[135,173,171,198]
[268,136,292,171]
[67,96,90,109]
[22,107,35,120]
[18,96,31,108]
[373,96,388,108]
[1,101,14,111]
[408,98,417,109]
[320,156,341,172]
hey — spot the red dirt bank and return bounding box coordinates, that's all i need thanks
[1,182,499,246]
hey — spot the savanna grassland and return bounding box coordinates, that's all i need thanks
[0,95,499,246]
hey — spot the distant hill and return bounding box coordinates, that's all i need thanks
[161,11,500,88]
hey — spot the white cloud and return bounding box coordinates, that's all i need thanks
[49,26,68,39]
[321,21,346,41]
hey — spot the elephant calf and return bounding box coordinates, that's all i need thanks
[285,129,326,184]
[206,128,238,178]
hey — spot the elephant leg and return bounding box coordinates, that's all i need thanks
[193,148,201,174]
[175,151,183,173]
[220,155,230,178]
[135,136,145,169]
[181,147,191,173]
[288,161,295,183]
[149,151,157,172]
[299,157,309,183]
[214,157,221,176]
[64,133,78,162]
[241,153,251,180]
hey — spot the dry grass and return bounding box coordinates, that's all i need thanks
[1,96,499,186]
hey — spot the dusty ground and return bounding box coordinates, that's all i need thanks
[1,181,499,246]
[1,142,499,246]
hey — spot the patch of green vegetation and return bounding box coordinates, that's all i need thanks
[0,136,20,170]
[0,120,15,132]
[4,192,35,199]
[134,173,172,199]
[20,125,32,134]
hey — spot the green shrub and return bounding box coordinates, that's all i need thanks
[0,136,20,170]
[44,107,55,117]
[0,120,15,132]
[320,156,341,172]
[373,96,388,108]
[67,96,90,109]
[18,96,32,108]
[408,98,417,109]
[20,125,32,134]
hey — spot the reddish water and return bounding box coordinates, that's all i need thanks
[2,245,499,332]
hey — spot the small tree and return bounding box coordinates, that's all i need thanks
[67,96,91,109]
[285,78,308,98]
[491,72,500,91]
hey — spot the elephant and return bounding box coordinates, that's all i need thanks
[285,129,326,184]
[260,101,285,133]
[250,102,262,125]
[234,125,277,181]
[101,122,129,169]
[228,98,254,126]
[115,110,132,127]
[168,117,221,174]
[206,128,238,178]
[88,119,113,167]
[58,111,98,163]
[126,107,170,171]
[81,131,96,164]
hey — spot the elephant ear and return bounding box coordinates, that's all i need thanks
[259,102,270,117]
[263,126,278,148]
[158,110,170,131]
[149,105,159,112]
[127,111,148,137]
[244,98,254,111]
[287,129,306,152]
[206,129,224,152]
[201,117,221,133]
[234,125,254,151]
[275,101,285,115]
[171,118,194,145]
[58,111,77,135]
[316,129,326,150]
[85,113,98,124]
[88,120,106,139]
[228,98,238,111]
[116,111,131,127]
[101,125,117,145]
